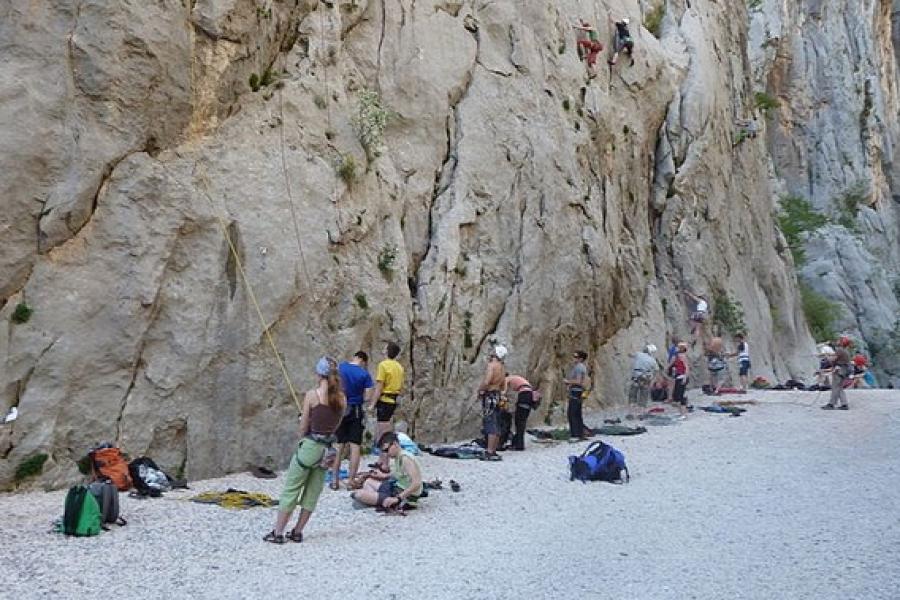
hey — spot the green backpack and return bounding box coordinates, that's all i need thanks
[63,485,102,536]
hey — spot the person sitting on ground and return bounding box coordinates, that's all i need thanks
[728,332,751,391]
[629,344,659,409]
[671,342,690,416]
[822,343,852,410]
[477,345,508,461]
[372,341,405,466]
[608,17,634,66]
[505,373,537,451]
[564,350,590,439]
[705,337,727,394]
[573,20,604,72]
[333,351,374,490]
[264,356,345,544]
[352,432,423,511]
[685,291,708,338]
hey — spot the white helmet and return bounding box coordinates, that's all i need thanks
[621,17,630,25]
[493,345,508,360]
[644,344,657,354]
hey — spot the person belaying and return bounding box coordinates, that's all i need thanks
[505,373,538,451]
[705,337,727,395]
[573,20,604,74]
[822,340,852,410]
[564,351,589,440]
[264,356,345,544]
[477,345,508,461]
[372,341,405,467]
[671,342,691,417]
[629,344,659,409]
[333,351,374,490]
[728,332,751,391]
[608,17,634,66]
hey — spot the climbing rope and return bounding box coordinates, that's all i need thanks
[165,169,304,413]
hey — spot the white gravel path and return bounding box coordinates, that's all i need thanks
[2,390,899,600]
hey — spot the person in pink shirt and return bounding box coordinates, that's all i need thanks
[504,374,539,451]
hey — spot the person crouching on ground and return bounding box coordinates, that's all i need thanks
[477,345,508,461]
[352,432,423,511]
[333,351,374,490]
[564,351,589,439]
[671,342,690,416]
[264,356,346,544]
[505,373,537,451]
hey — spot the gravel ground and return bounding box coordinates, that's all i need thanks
[2,389,899,600]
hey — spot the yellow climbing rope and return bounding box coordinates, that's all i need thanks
[165,170,304,413]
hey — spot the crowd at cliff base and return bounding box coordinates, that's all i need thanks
[52,281,885,543]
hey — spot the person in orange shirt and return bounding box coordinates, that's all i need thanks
[504,374,538,451]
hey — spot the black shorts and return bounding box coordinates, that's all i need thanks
[739,360,751,377]
[375,400,397,423]
[336,405,364,445]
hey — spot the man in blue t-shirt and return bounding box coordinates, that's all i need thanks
[331,351,374,490]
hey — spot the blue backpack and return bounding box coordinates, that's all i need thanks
[569,441,630,483]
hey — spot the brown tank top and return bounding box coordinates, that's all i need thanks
[308,394,342,435]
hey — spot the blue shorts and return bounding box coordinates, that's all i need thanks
[482,408,500,435]
[739,360,751,376]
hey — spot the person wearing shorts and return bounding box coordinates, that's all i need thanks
[333,351,374,489]
[477,345,507,461]
[352,432,423,511]
[730,333,751,391]
[372,342,404,462]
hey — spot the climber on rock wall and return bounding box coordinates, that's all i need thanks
[608,17,634,66]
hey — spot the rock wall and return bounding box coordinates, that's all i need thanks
[751,0,900,383]
[0,0,893,490]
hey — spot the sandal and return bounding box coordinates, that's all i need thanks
[329,480,340,491]
[449,480,461,493]
[286,528,303,543]
[263,531,286,544]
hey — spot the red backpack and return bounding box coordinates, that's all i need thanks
[91,447,133,491]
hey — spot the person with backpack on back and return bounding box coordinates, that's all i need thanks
[477,345,508,461]
[264,356,345,544]
[505,373,538,451]
[608,17,634,66]
[671,342,690,417]
[333,351,374,490]
[564,351,590,440]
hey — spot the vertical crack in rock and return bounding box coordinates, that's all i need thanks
[224,221,241,300]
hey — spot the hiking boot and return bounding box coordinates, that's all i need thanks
[821,404,835,410]
[838,405,849,410]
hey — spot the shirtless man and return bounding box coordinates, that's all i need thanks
[478,345,508,461]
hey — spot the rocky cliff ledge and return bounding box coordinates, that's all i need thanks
[1,0,897,489]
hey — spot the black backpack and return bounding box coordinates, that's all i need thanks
[128,456,163,497]
[88,480,127,526]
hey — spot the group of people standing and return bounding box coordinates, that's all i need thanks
[263,343,422,544]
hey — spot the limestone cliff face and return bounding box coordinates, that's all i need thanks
[0,0,894,489]
[751,0,900,383]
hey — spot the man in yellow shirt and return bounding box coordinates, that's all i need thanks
[371,341,405,453]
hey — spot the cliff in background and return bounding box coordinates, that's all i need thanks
[1,0,896,490]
